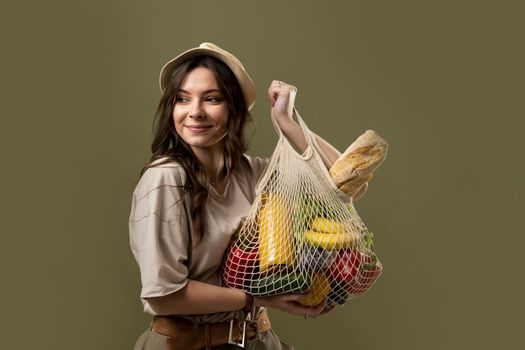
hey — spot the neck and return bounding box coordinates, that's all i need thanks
[191,144,226,184]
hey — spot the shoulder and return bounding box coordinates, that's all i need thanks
[241,154,269,173]
[130,158,189,223]
[135,157,188,195]
[237,154,269,184]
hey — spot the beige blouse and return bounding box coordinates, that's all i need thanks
[128,154,269,323]
[129,130,334,324]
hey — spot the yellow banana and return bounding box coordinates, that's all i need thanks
[311,217,348,235]
[303,230,356,250]
[308,217,359,249]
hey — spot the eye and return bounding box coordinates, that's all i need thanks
[206,95,224,103]
[174,96,189,103]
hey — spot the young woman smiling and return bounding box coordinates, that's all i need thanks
[129,43,367,350]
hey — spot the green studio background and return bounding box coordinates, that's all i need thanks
[1,0,523,349]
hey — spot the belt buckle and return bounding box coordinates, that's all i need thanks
[228,319,246,348]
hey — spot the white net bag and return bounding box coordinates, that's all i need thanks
[222,108,383,307]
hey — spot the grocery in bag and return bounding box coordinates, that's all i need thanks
[221,108,387,307]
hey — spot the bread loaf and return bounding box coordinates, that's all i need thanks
[329,130,388,196]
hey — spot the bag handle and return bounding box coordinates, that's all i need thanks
[269,107,353,203]
[255,107,315,194]
[270,106,318,153]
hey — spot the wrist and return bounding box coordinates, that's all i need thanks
[252,295,267,308]
[244,293,254,313]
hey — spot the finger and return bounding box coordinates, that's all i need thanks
[303,299,328,319]
[294,305,321,318]
[268,81,282,98]
[320,304,335,315]
[268,85,294,99]
[292,298,328,318]
[270,91,278,107]
[267,84,277,98]
[277,300,312,317]
[281,293,310,302]
[267,86,282,107]
[313,298,328,315]
[267,92,279,108]
[271,80,296,90]
[268,80,295,95]
[271,80,284,88]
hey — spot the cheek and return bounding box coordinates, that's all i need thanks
[218,107,230,126]
[172,109,183,125]
[220,115,229,127]
[171,112,184,134]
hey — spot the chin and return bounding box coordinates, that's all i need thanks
[183,138,223,150]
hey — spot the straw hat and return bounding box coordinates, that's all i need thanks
[159,42,256,110]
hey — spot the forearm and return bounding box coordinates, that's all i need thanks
[279,120,368,203]
[279,120,341,169]
[311,131,342,168]
[145,279,246,316]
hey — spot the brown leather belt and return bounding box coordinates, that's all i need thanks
[152,309,271,350]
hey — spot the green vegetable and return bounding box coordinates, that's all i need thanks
[249,271,311,296]
[327,278,349,305]
[293,193,326,233]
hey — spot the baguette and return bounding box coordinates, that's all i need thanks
[329,130,388,195]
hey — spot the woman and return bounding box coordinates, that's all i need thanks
[129,42,367,350]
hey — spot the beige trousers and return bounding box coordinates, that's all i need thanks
[133,327,295,350]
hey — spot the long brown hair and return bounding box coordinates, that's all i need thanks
[139,56,254,244]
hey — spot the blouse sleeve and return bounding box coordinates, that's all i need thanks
[128,164,191,299]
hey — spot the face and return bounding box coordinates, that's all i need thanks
[172,67,229,156]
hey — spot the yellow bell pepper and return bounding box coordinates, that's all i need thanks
[258,193,295,272]
[298,272,331,306]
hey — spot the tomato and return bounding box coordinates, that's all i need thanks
[223,244,259,290]
[347,252,383,295]
[328,248,362,285]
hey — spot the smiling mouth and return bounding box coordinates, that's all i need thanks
[186,125,213,133]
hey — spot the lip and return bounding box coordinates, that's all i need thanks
[185,125,213,133]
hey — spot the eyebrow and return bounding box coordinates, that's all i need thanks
[177,88,222,94]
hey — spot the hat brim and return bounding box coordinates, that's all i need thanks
[159,43,256,111]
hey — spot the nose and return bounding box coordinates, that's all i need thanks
[189,100,205,119]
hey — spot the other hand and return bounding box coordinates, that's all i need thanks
[267,80,297,126]
[254,293,328,319]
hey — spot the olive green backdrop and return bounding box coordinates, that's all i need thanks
[1,0,523,349]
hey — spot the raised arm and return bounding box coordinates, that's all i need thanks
[268,80,368,201]
[277,118,342,169]
[267,80,341,169]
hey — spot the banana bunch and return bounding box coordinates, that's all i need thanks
[304,217,358,250]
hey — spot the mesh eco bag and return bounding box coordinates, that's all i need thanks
[221,109,382,307]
